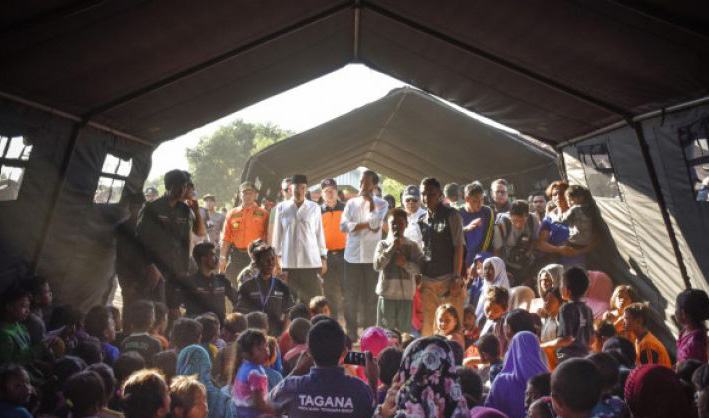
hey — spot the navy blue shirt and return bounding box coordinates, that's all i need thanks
[269,366,374,418]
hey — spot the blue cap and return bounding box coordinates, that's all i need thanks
[402,185,420,200]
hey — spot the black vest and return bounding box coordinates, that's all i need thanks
[419,204,455,277]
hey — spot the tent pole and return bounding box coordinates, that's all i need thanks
[30,120,86,273]
[629,121,692,289]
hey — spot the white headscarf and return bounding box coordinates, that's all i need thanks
[475,256,510,318]
[536,263,564,296]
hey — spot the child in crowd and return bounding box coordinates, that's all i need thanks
[152,350,178,385]
[542,267,594,361]
[85,363,121,418]
[84,305,119,366]
[22,275,52,346]
[591,320,616,353]
[376,346,403,405]
[373,208,424,333]
[171,318,203,354]
[278,303,310,357]
[475,257,510,319]
[107,352,144,411]
[120,369,170,418]
[232,329,272,418]
[435,303,465,348]
[558,185,594,248]
[539,288,562,343]
[196,314,220,360]
[221,312,247,344]
[245,311,269,334]
[586,352,629,417]
[504,308,537,343]
[458,367,483,408]
[74,336,103,365]
[212,313,247,387]
[150,302,169,350]
[536,264,563,298]
[283,318,311,375]
[120,300,161,365]
[477,333,503,386]
[479,285,510,353]
[466,254,488,312]
[462,304,480,349]
[675,288,709,364]
[263,337,283,390]
[524,372,551,411]
[63,370,105,418]
[622,302,671,367]
[602,285,638,339]
[309,296,331,317]
[169,375,208,418]
[550,358,602,418]
[48,305,87,354]
[0,286,41,370]
[0,364,32,418]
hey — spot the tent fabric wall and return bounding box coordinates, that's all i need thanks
[242,88,558,198]
[0,97,153,310]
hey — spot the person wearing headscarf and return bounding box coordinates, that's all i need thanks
[475,257,510,319]
[536,264,563,297]
[485,331,549,418]
[509,286,535,311]
[469,406,511,418]
[624,364,694,418]
[176,344,232,418]
[467,253,491,310]
[393,336,469,418]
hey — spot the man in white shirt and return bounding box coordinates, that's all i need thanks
[272,174,328,304]
[340,170,389,340]
[402,185,426,248]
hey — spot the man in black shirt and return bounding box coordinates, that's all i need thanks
[136,169,204,317]
[180,242,238,324]
[236,243,294,336]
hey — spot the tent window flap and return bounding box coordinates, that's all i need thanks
[94,153,132,204]
[0,135,33,201]
[677,116,709,201]
[577,143,621,200]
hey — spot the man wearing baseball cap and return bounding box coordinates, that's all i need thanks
[320,178,346,319]
[202,194,225,245]
[401,184,426,248]
[220,181,269,284]
[272,174,328,303]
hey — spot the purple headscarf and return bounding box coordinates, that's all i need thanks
[484,331,549,418]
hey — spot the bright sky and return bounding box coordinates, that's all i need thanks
[148,63,517,180]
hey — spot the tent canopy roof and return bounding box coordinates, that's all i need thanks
[242,87,557,187]
[2,1,708,146]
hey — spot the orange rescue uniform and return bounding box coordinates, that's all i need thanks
[222,205,269,249]
[321,201,346,250]
[635,331,671,368]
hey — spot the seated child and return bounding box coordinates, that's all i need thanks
[169,375,208,418]
[0,286,40,368]
[466,255,488,311]
[586,352,629,417]
[373,208,424,333]
[478,285,510,354]
[232,329,272,418]
[602,285,638,340]
[84,305,119,366]
[477,333,503,387]
[309,296,331,317]
[525,372,551,411]
[119,300,161,365]
[539,288,562,343]
[264,337,283,390]
[86,362,123,418]
[0,364,32,418]
[675,288,709,364]
[120,369,170,418]
[591,320,616,353]
[74,336,103,365]
[462,304,480,349]
[376,347,403,405]
[196,314,220,361]
[475,257,510,320]
[222,312,247,344]
[550,358,602,418]
[278,304,310,357]
[22,275,52,346]
[283,318,311,375]
[171,318,203,354]
[457,367,483,408]
[48,305,87,355]
[435,303,465,349]
[542,267,594,361]
[558,185,594,248]
[504,308,536,342]
[107,352,144,411]
[63,370,105,418]
[622,302,671,367]
[150,302,169,350]
[152,350,178,385]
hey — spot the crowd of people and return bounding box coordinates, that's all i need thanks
[2,168,709,418]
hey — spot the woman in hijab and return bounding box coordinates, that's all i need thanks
[624,364,694,418]
[475,257,510,319]
[536,264,563,297]
[392,336,469,418]
[485,331,549,418]
[176,344,232,418]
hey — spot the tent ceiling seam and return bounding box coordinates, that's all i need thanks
[364,88,407,164]
[84,2,352,118]
[361,0,632,119]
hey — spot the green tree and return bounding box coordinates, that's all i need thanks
[184,120,292,207]
[380,176,406,206]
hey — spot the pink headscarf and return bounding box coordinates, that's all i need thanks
[624,364,694,418]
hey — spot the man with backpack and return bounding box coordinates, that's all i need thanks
[492,200,539,287]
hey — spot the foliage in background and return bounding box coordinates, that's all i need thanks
[173,120,292,208]
[381,176,406,206]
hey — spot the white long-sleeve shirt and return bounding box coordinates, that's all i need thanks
[272,199,327,269]
[404,207,426,248]
[340,195,388,263]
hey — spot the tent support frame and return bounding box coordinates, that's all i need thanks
[629,121,692,289]
[30,120,86,273]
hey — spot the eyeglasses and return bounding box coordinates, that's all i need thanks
[405,198,418,203]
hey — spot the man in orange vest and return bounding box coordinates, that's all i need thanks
[320,178,346,319]
[219,182,269,285]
